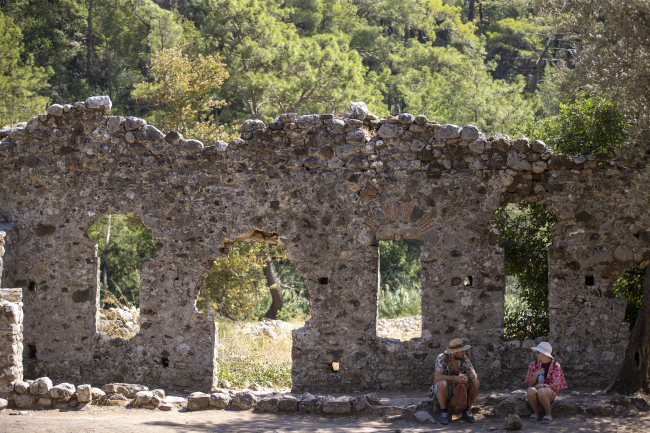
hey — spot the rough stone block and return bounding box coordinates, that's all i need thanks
[256,395,281,412]
[91,388,106,400]
[278,395,298,412]
[505,413,522,430]
[188,392,210,411]
[50,383,76,401]
[105,383,148,398]
[30,377,53,395]
[353,395,370,412]
[134,391,153,407]
[414,410,435,423]
[0,397,7,411]
[209,392,231,408]
[230,390,259,410]
[77,384,92,403]
[14,381,29,394]
[15,394,33,408]
[323,396,351,414]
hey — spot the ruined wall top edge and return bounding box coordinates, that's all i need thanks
[0,96,632,177]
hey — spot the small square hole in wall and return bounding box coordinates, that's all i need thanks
[464,276,473,287]
[28,281,36,292]
[28,344,37,359]
[319,277,329,285]
[585,276,595,286]
[162,356,169,368]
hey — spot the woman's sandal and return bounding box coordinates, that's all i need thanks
[530,414,539,421]
[542,415,553,424]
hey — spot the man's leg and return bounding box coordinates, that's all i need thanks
[467,378,480,409]
[436,380,449,409]
[527,387,539,415]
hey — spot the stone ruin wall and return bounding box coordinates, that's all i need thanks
[1,233,24,393]
[0,96,647,393]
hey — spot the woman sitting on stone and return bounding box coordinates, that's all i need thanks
[525,342,567,424]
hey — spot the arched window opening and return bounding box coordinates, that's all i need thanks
[376,238,422,341]
[613,267,644,331]
[490,201,557,341]
[198,239,309,390]
[87,214,157,339]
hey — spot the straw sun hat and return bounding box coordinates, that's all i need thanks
[444,338,471,354]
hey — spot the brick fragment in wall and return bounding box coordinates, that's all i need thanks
[0,96,641,393]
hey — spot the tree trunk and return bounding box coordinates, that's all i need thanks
[263,251,283,320]
[607,262,650,395]
[532,35,557,92]
[86,0,94,81]
[101,215,112,307]
[468,0,475,21]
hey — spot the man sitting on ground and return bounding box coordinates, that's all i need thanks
[429,338,480,425]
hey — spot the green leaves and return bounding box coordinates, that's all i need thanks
[491,201,557,340]
[516,93,627,155]
[0,11,52,126]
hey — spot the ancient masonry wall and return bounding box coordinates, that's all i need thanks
[0,96,647,392]
[0,233,23,395]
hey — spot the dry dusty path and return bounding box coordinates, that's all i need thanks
[1,406,649,433]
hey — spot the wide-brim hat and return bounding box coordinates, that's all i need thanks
[445,338,471,354]
[531,342,554,359]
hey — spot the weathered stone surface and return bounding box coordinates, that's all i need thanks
[85,95,112,112]
[378,123,403,139]
[347,128,367,144]
[209,392,231,408]
[297,114,323,130]
[105,383,149,398]
[353,395,370,411]
[231,390,259,410]
[414,410,436,423]
[103,393,128,406]
[188,392,210,411]
[504,413,522,430]
[298,393,322,413]
[14,381,29,394]
[77,384,92,402]
[31,377,53,395]
[461,125,480,141]
[530,140,549,153]
[15,394,34,408]
[468,139,485,154]
[398,113,415,124]
[136,125,164,142]
[91,388,106,400]
[507,152,532,171]
[47,104,64,117]
[490,396,530,417]
[434,124,461,139]
[0,397,7,411]
[124,117,146,131]
[184,139,204,154]
[350,102,369,119]
[241,119,265,132]
[323,396,351,414]
[278,395,299,412]
[256,395,281,412]
[491,136,510,152]
[327,119,345,134]
[134,391,153,406]
[50,383,76,401]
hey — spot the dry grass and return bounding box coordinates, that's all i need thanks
[215,317,307,389]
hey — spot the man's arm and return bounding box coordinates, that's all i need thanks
[435,370,465,383]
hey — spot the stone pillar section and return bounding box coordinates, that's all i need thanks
[0,231,24,391]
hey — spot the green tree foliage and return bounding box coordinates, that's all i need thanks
[132,46,230,142]
[86,214,157,306]
[378,239,422,319]
[379,239,421,292]
[0,11,51,126]
[491,201,557,340]
[613,269,644,327]
[516,93,627,156]
[199,241,309,321]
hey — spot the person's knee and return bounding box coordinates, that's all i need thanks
[470,378,480,389]
[438,380,448,388]
[527,387,537,395]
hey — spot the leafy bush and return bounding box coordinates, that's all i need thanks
[379,239,422,291]
[613,268,644,327]
[491,201,557,340]
[516,93,627,156]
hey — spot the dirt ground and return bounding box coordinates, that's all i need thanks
[1,405,649,433]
